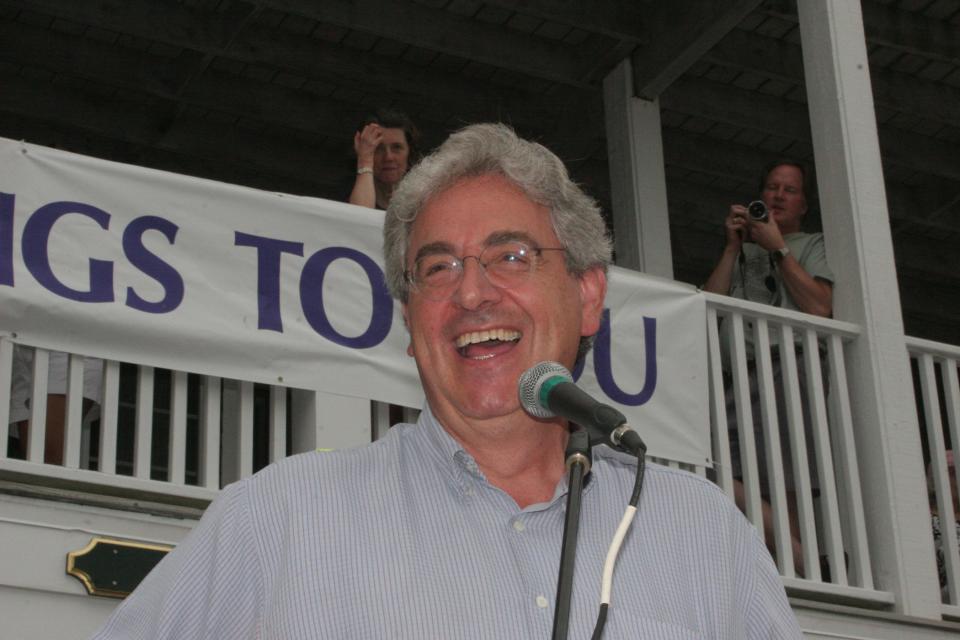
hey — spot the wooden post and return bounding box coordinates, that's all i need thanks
[798,0,941,617]
[603,58,674,278]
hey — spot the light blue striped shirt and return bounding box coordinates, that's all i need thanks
[92,405,800,639]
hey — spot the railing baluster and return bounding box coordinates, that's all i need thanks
[706,307,734,498]
[943,357,960,522]
[943,357,960,606]
[62,353,85,469]
[804,328,845,585]
[168,370,188,484]
[0,338,13,455]
[919,354,960,604]
[198,375,221,489]
[269,384,287,464]
[779,324,820,581]
[827,334,873,590]
[98,360,120,474]
[755,318,795,577]
[27,347,49,463]
[371,401,392,441]
[134,366,155,479]
[730,312,763,530]
[238,381,255,479]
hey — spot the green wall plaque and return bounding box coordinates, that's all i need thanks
[67,536,173,598]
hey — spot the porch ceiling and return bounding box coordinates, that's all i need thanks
[0,0,957,344]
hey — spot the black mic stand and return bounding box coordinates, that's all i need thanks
[551,427,592,640]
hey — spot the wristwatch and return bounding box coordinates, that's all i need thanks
[772,246,790,262]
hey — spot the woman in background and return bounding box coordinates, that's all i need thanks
[348,109,420,210]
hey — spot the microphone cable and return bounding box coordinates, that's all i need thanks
[590,437,647,640]
[516,362,648,639]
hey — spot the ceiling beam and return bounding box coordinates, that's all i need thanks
[661,75,960,183]
[629,0,764,98]
[2,0,567,103]
[478,0,648,42]
[661,128,960,234]
[763,0,960,65]
[256,0,593,87]
[0,3,603,148]
[0,0,251,50]
[0,69,349,190]
[704,28,960,130]
[661,76,811,139]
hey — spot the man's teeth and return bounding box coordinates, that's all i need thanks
[455,329,521,348]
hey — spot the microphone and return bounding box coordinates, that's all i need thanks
[518,361,646,456]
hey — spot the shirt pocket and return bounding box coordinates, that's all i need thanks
[603,610,704,639]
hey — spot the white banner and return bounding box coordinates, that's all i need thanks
[0,137,710,465]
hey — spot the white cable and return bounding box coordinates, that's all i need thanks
[599,504,637,604]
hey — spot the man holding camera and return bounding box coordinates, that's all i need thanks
[703,161,833,315]
[703,160,834,574]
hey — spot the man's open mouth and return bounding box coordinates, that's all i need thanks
[455,329,521,359]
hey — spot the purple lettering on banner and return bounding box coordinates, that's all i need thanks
[592,309,657,406]
[0,192,13,286]
[299,247,392,349]
[123,216,184,313]
[23,201,114,302]
[235,232,304,332]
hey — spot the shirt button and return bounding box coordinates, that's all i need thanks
[513,520,526,532]
[536,595,549,609]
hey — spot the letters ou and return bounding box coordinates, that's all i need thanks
[19,200,183,311]
[576,308,657,407]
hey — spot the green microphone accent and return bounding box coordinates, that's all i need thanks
[538,375,567,410]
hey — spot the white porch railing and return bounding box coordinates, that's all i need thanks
[2,298,958,622]
[704,292,891,608]
[908,336,960,620]
[0,338,417,507]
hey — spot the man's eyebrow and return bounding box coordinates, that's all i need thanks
[411,231,544,263]
[412,241,456,263]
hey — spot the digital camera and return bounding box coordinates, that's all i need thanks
[747,200,768,222]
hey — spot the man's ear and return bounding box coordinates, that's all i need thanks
[579,266,607,337]
[401,303,415,357]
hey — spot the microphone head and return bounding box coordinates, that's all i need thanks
[518,361,572,419]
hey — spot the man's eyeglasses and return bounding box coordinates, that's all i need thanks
[405,241,566,301]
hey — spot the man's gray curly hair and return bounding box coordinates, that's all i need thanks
[383,123,612,303]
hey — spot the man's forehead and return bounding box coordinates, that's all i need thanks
[405,181,557,270]
[767,164,803,183]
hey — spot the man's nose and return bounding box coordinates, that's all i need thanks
[451,258,501,310]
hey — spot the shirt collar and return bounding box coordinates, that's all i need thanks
[415,404,486,486]
[414,404,629,508]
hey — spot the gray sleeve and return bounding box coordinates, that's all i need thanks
[796,232,834,284]
[89,482,264,640]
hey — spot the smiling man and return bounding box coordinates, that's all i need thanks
[91,125,799,639]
